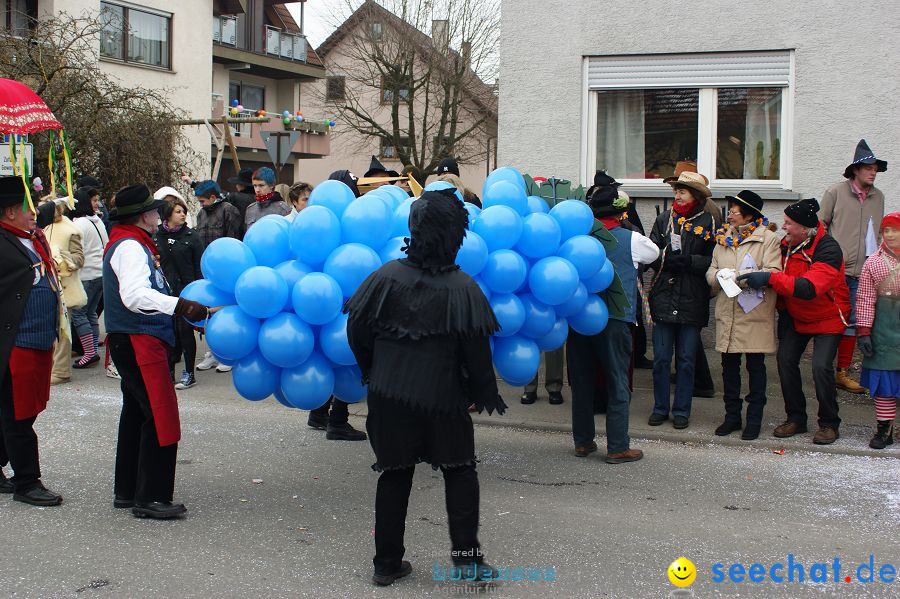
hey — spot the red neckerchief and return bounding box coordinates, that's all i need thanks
[255,191,274,203]
[672,200,698,217]
[0,221,57,280]
[106,224,161,266]
[599,216,621,230]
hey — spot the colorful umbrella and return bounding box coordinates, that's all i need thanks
[0,78,72,212]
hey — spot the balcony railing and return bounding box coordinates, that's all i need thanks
[264,25,307,62]
[212,15,237,46]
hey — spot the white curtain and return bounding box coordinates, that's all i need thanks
[742,89,781,179]
[597,91,646,179]
[128,10,168,68]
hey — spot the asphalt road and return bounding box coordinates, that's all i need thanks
[1,370,898,599]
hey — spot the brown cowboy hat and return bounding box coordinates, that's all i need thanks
[670,172,711,198]
[663,160,710,186]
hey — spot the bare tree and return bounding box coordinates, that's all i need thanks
[0,13,201,196]
[320,0,498,179]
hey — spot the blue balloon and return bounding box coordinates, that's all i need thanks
[492,335,540,386]
[180,280,235,325]
[280,352,335,409]
[482,166,526,199]
[392,197,416,238]
[424,180,464,203]
[569,294,609,335]
[292,272,343,325]
[516,213,561,259]
[273,387,297,408]
[518,293,556,339]
[243,217,291,267]
[363,189,396,214]
[490,293,525,338]
[464,202,481,227]
[472,205,523,251]
[232,350,281,401]
[378,236,407,264]
[323,243,382,298]
[211,352,237,367]
[536,316,569,351]
[235,266,289,319]
[528,256,579,305]
[319,313,356,366]
[289,205,341,267]
[526,195,550,214]
[554,281,588,317]
[558,234,606,279]
[473,277,491,302]
[206,305,260,361]
[333,364,367,403]
[308,179,356,218]
[341,195,392,250]
[379,184,412,209]
[583,259,615,293]
[456,230,489,276]
[484,180,528,216]
[549,199,594,241]
[201,237,257,293]
[481,249,527,294]
[274,260,312,311]
[257,213,290,231]
[258,312,314,368]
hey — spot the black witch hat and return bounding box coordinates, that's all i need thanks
[843,139,887,179]
[364,155,400,178]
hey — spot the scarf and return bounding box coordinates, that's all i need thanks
[598,216,622,230]
[672,200,698,217]
[162,221,183,234]
[0,221,58,282]
[106,224,161,267]
[255,191,274,203]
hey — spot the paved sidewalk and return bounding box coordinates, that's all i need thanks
[347,351,899,459]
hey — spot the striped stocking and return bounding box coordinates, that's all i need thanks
[76,332,96,366]
[874,397,897,422]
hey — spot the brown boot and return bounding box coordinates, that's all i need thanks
[574,441,598,457]
[813,427,839,445]
[773,420,807,438]
[835,368,867,394]
[605,448,643,464]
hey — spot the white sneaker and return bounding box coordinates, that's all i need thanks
[215,364,232,373]
[197,352,218,371]
[106,364,121,380]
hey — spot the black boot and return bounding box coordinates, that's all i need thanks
[742,399,765,441]
[715,420,742,436]
[869,421,894,450]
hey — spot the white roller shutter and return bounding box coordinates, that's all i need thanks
[587,51,791,89]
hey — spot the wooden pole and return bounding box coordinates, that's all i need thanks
[221,116,241,174]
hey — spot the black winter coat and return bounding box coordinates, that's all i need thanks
[196,199,243,247]
[648,207,715,327]
[153,225,204,296]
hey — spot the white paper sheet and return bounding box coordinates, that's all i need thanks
[716,269,742,298]
[865,217,878,256]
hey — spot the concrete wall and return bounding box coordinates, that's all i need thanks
[50,0,213,176]
[499,0,900,214]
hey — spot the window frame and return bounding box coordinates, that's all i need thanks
[99,1,173,71]
[379,135,409,161]
[380,75,411,105]
[325,76,346,102]
[581,52,795,191]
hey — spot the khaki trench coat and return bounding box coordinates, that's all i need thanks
[705,225,781,354]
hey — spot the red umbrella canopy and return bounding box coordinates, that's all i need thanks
[0,78,62,135]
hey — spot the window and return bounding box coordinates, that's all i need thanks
[380,136,409,160]
[326,76,345,101]
[229,81,265,136]
[3,0,38,36]
[370,22,383,41]
[380,76,411,104]
[585,51,792,187]
[100,2,171,70]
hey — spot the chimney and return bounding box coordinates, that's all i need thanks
[461,41,471,69]
[432,19,449,51]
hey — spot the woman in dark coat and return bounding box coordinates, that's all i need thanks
[647,172,716,429]
[345,189,504,587]
[154,197,204,389]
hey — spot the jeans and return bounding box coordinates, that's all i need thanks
[524,347,564,393]
[567,320,633,452]
[652,322,701,419]
[721,352,767,426]
[776,328,841,429]
[70,277,103,341]
[845,275,858,334]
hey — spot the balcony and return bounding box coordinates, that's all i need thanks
[212,16,324,80]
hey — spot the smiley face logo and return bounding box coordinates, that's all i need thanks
[668,557,696,587]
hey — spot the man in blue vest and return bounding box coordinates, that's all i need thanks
[567,174,659,463]
[0,176,64,506]
[103,184,208,519]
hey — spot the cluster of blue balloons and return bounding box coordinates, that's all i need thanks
[460,167,614,386]
[181,180,414,410]
[182,166,614,407]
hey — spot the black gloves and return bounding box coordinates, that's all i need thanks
[175,297,209,322]
[663,254,692,273]
[737,271,772,289]
[857,335,874,357]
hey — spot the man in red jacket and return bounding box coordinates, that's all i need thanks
[739,198,850,445]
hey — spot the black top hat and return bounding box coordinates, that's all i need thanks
[843,139,887,179]
[364,155,400,178]
[109,184,165,221]
[784,198,820,229]
[228,167,254,187]
[724,190,764,219]
[0,175,26,209]
[585,170,622,202]
[435,157,460,177]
